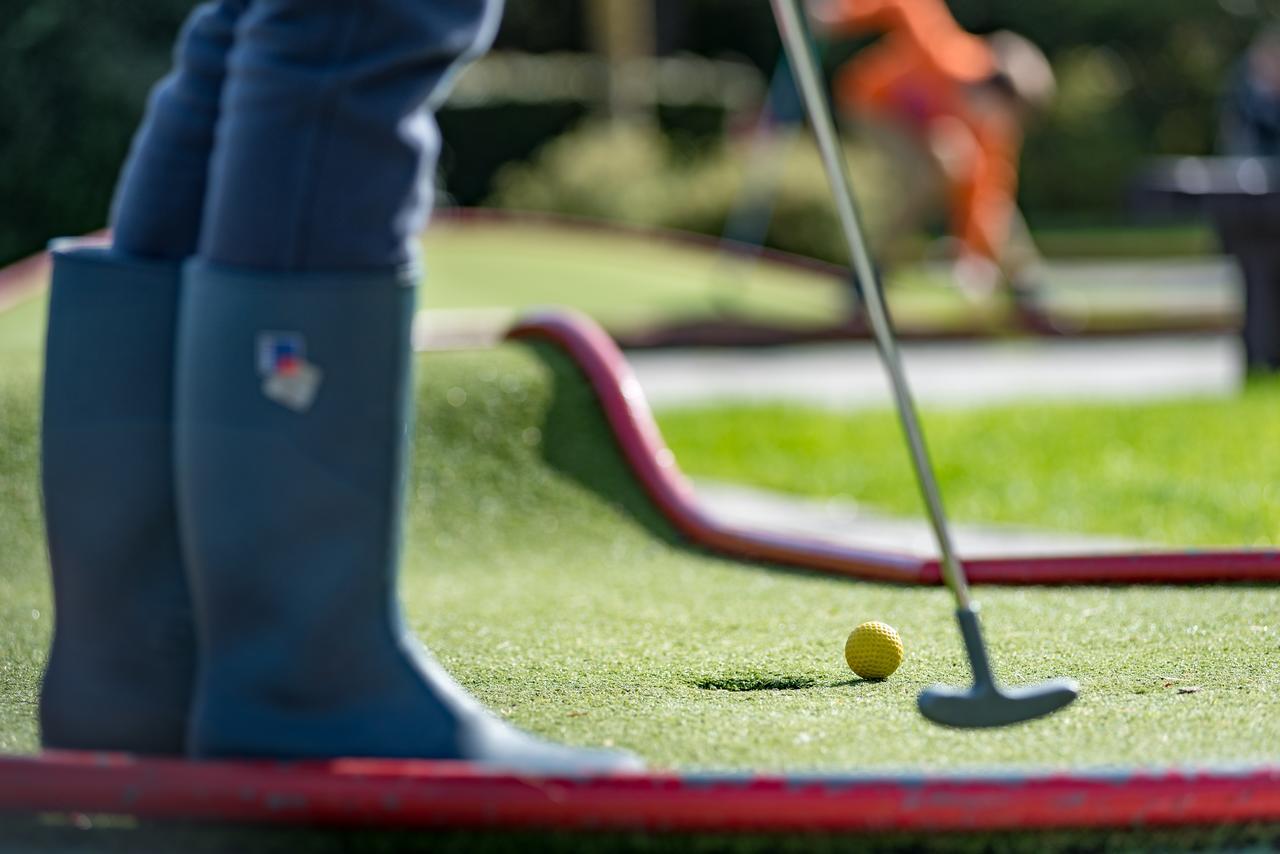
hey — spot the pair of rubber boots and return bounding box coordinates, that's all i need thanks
[38,243,638,772]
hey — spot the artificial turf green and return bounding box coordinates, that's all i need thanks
[0,295,46,361]
[656,387,1280,548]
[2,312,1280,772]
[421,219,997,331]
[421,219,850,330]
[0,323,46,757]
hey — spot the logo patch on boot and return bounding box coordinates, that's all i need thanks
[257,332,323,413]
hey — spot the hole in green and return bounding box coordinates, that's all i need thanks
[692,675,819,692]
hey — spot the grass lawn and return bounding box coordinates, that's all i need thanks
[421,218,1012,332]
[418,218,1240,340]
[422,218,851,330]
[656,384,1280,549]
[1030,222,1217,259]
[0,294,46,362]
[3,219,1225,357]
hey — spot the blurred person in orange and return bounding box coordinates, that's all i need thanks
[809,0,1055,303]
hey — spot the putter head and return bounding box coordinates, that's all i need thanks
[920,606,1079,728]
[918,677,1079,729]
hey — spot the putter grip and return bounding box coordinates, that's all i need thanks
[956,608,996,688]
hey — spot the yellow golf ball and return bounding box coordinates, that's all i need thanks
[844,621,903,680]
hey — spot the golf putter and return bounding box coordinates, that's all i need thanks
[769,0,1078,728]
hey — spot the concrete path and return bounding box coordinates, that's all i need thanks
[1036,257,1237,315]
[694,480,1147,559]
[630,334,1242,411]
[630,255,1245,411]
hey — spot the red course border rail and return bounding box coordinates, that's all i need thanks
[0,232,109,313]
[4,752,1280,833]
[509,310,1280,586]
[0,246,53,314]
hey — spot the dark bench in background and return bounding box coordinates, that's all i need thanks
[1133,156,1280,373]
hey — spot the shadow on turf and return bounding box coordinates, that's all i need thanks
[692,676,820,692]
[532,343,686,548]
[527,344,895,590]
[691,676,882,692]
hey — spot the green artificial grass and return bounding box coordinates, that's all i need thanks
[0,325,47,756]
[0,296,46,362]
[1030,223,1216,259]
[421,219,850,330]
[421,219,996,332]
[419,219,1239,340]
[3,319,1280,772]
[656,387,1280,549]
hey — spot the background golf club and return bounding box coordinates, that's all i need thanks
[769,0,1078,728]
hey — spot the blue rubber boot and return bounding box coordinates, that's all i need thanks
[176,262,640,772]
[39,244,196,754]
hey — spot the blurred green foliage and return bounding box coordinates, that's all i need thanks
[0,2,194,265]
[680,0,1272,225]
[990,0,1267,223]
[1,0,1275,265]
[488,121,899,264]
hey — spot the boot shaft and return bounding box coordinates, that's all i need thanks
[175,261,459,757]
[39,244,195,754]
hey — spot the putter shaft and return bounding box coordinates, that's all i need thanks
[770,0,971,608]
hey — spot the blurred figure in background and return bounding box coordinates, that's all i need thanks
[809,0,1055,304]
[1216,26,1280,372]
[1220,26,1280,157]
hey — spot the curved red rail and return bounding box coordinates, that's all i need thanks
[0,247,52,313]
[0,232,114,315]
[3,752,1280,833]
[508,310,1280,586]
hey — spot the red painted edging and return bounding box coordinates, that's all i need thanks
[508,310,1280,586]
[0,248,52,314]
[0,232,109,314]
[4,752,1280,832]
[509,310,922,584]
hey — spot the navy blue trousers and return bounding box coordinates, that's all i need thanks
[111,0,501,271]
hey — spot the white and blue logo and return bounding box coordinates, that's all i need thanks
[256,332,323,412]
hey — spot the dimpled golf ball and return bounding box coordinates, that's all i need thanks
[844,621,903,680]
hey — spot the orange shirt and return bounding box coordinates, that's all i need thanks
[821,0,1019,263]
[821,0,995,86]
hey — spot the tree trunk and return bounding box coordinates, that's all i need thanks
[585,0,656,123]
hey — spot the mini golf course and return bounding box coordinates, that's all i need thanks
[0,214,1244,348]
[420,212,1239,346]
[1,236,1279,846]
